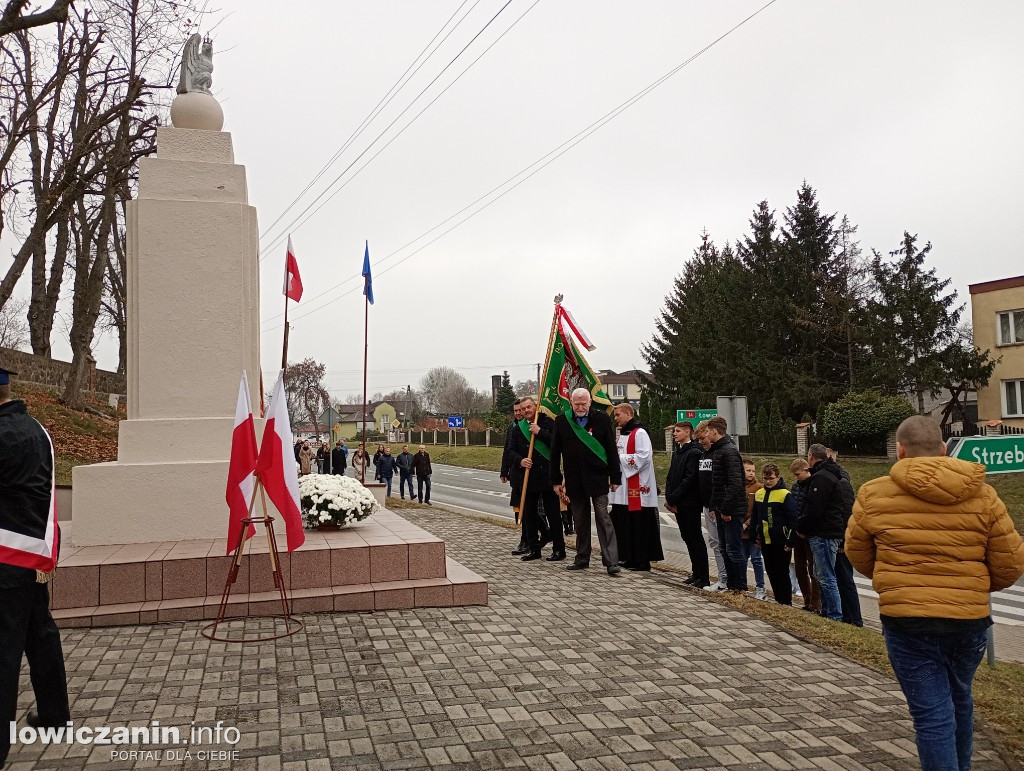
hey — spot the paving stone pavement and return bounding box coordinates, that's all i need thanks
[9,508,1015,771]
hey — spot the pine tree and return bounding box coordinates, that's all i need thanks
[863,232,994,413]
[779,181,847,417]
[494,370,517,417]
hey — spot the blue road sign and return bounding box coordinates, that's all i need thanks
[447,416,464,429]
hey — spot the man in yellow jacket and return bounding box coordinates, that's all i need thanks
[846,416,1024,771]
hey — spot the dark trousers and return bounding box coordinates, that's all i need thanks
[716,516,747,590]
[761,542,793,605]
[570,494,618,568]
[524,490,564,555]
[417,474,431,503]
[399,471,414,498]
[1,583,71,765]
[835,550,863,626]
[674,508,709,585]
[793,538,820,610]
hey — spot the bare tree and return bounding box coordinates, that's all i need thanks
[285,358,331,439]
[0,296,29,349]
[0,0,74,37]
[418,366,489,414]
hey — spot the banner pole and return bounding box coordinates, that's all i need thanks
[518,295,563,522]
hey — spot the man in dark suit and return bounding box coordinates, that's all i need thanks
[549,388,621,575]
[508,397,564,562]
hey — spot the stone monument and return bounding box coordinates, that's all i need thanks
[71,36,261,545]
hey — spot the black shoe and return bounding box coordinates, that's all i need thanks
[426,502,432,506]
[546,551,566,562]
[511,547,529,556]
[565,526,574,535]
[26,711,64,729]
[683,576,698,585]
[617,560,628,567]
[567,563,588,571]
[607,566,621,576]
[521,551,542,562]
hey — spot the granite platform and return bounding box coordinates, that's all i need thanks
[49,508,487,627]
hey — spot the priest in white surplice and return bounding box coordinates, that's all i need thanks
[609,403,664,571]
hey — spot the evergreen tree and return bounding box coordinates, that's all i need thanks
[643,229,750,414]
[862,232,995,413]
[494,370,517,416]
[778,181,847,417]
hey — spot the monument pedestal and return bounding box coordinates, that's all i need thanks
[71,127,261,546]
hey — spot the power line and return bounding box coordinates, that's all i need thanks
[260,0,544,328]
[263,0,779,331]
[258,0,478,243]
[258,0,519,261]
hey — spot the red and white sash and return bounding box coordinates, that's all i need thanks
[0,419,59,572]
[626,428,642,512]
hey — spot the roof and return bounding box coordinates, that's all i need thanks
[597,369,650,385]
[969,275,1024,295]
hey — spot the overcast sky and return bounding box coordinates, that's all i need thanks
[12,1,1024,401]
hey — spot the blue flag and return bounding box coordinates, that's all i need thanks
[361,241,374,305]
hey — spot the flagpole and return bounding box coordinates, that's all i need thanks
[360,292,368,484]
[518,294,563,522]
[281,298,290,372]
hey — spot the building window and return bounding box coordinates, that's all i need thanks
[998,310,1024,346]
[1005,380,1024,418]
[611,383,626,399]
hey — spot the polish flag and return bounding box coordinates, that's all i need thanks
[255,370,305,552]
[557,305,596,351]
[284,235,303,302]
[225,371,258,554]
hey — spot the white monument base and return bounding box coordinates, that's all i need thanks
[72,460,232,545]
[71,126,263,546]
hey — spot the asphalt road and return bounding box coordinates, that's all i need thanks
[428,463,1024,626]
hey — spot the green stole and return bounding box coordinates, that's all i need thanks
[563,410,608,464]
[518,419,550,460]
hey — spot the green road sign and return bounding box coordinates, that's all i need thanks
[676,409,718,423]
[949,435,1024,475]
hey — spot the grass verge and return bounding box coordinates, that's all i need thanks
[389,495,1024,766]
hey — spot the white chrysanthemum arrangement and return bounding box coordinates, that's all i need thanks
[299,473,379,528]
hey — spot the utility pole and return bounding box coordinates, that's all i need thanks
[405,384,411,437]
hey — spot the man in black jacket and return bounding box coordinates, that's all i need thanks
[706,416,747,591]
[0,367,70,766]
[509,397,564,561]
[550,388,621,575]
[796,444,848,620]
[665,421,709,587]
[331,441,347,477]
[502,401,529,555]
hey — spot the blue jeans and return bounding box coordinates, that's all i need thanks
[382,475,393,496]
[835,550,863,626]
[740,539,764,589]
[400,471,414,498]
[417,474,431,503]
[884,626,988,771]
[809,537,842,620]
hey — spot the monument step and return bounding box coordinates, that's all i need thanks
[50,569,488,628]
[51,509,461,611]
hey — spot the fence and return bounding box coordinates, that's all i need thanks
[737,430,797,455]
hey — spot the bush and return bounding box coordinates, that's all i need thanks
[819,390,914,454]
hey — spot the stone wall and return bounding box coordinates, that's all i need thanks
[0,347,126,395]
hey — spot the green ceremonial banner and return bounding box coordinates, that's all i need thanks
[538,330,613,419]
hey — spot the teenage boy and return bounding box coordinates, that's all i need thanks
[741,458,766,600]
[750,463,796,605]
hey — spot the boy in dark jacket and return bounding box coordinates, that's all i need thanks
[706,417,747,591]
[695,423,727,590]
[797,444,848,620]
[377,447,398,497]
[664,422,709,587]
[749,463,796,605]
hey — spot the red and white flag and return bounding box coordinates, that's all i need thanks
[557,305,596,351]
[283,235,303,302]
[255,370,305,552]
[225,371,258,554]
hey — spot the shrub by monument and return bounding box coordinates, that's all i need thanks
[299,474,379,529]
[820,390,915,454]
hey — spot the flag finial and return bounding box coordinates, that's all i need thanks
[554,293,563,304]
